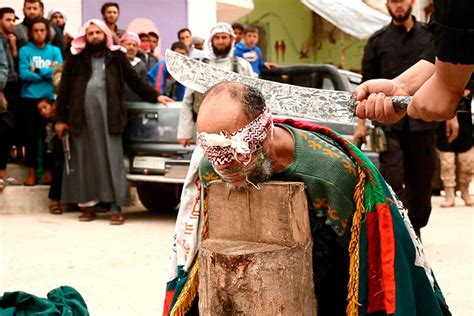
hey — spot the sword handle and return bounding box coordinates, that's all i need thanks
[391,96,412,113]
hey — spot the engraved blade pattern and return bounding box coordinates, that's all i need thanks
[165,49,355,123]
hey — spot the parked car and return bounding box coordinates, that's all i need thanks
[124,64,378,212]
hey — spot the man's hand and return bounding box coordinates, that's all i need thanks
[445,116,459,143]
[158,95,173,104]
[264,61,277,69]
[55,122,69,139]
[355,79,409,124]
[353,120,367,148]
[178,138,192,147]
[6,33,17,57]
[407,60,473,122]
[0,91,8,108]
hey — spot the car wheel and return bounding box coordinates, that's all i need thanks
[136,182,182,212]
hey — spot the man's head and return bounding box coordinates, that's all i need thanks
[192,36,204,50]
[29,17,50,45]
[85,22,107,52]
[197,82,273,190]
[148,31,159,51]
[171,41,188,56]
[386,0,414,23]
[48,9,66,29]
[232,22,244,43]
[243,26,259,48]
[120,32,141,60]
[177,28,192,48]
[101,2,120,26]
[23,0,44,22]
[138,32,151,52]
[209,22,235,58]
[0,7,18,34]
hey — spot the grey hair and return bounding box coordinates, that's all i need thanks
[199,82,266,120]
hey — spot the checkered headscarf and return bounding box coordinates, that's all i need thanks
[197,106,273,166]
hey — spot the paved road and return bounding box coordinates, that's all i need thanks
[0,195,472,315]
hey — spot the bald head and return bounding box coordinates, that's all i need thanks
[196,82,266,134]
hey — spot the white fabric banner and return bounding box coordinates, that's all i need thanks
[301,0,390,39]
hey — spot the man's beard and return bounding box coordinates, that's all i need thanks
[388,5,412,23]
[212,44,232,58]
[216,148,273,191]
[86,40,107,55]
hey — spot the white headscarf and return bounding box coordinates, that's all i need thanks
[207,22,236,59]
[47,8,67,23]
[70,19,124,55]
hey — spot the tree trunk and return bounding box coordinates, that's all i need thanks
[199,181,317,315]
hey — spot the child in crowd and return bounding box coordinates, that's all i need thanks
[37,98,64,214]
[234,25,276,77]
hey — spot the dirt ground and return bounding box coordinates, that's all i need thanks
[0,194,473,315]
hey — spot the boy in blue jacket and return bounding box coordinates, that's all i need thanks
[19,17,62,185]
[234,25,276,77]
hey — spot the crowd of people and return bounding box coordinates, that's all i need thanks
[0,0,279,225]
[0,0,472,314]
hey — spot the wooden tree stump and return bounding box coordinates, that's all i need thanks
[199,181,317,315]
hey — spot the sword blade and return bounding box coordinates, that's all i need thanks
[165,49,356,123]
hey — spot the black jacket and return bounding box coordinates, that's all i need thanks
[56,49,158,134]
[362,18,438,132]
[430,0,474,64]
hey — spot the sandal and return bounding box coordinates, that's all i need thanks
[110,214,125,225]
[49,201,63,215]
[78,209,96,222]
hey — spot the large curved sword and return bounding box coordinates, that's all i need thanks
[165,49,411,123]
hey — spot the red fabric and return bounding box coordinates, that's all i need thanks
[162,289,175,316]
[377,203,396,314]
[155,63,166,94]
[366,212,386,313]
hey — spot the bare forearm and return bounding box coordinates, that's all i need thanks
[393,60,434,96]
[435,59,473,96]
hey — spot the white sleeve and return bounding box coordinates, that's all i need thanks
[238,58,257,78]
[177,87,195,140]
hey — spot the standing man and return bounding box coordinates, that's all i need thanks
[47,8,73,56]
[177,22,254,147]
[19,17,62,185]
[234,26,276,77]
[137,32,158,70]
[177,27,205,59]
[0,7,19,189]
[120,32,148,101]
[14,0,64,55]
[0,7,23,166]
[100,2,125,44]
[231,22,244,44]
[353,0,436,238]
[147,31,161,60]
[55,19,172,225]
